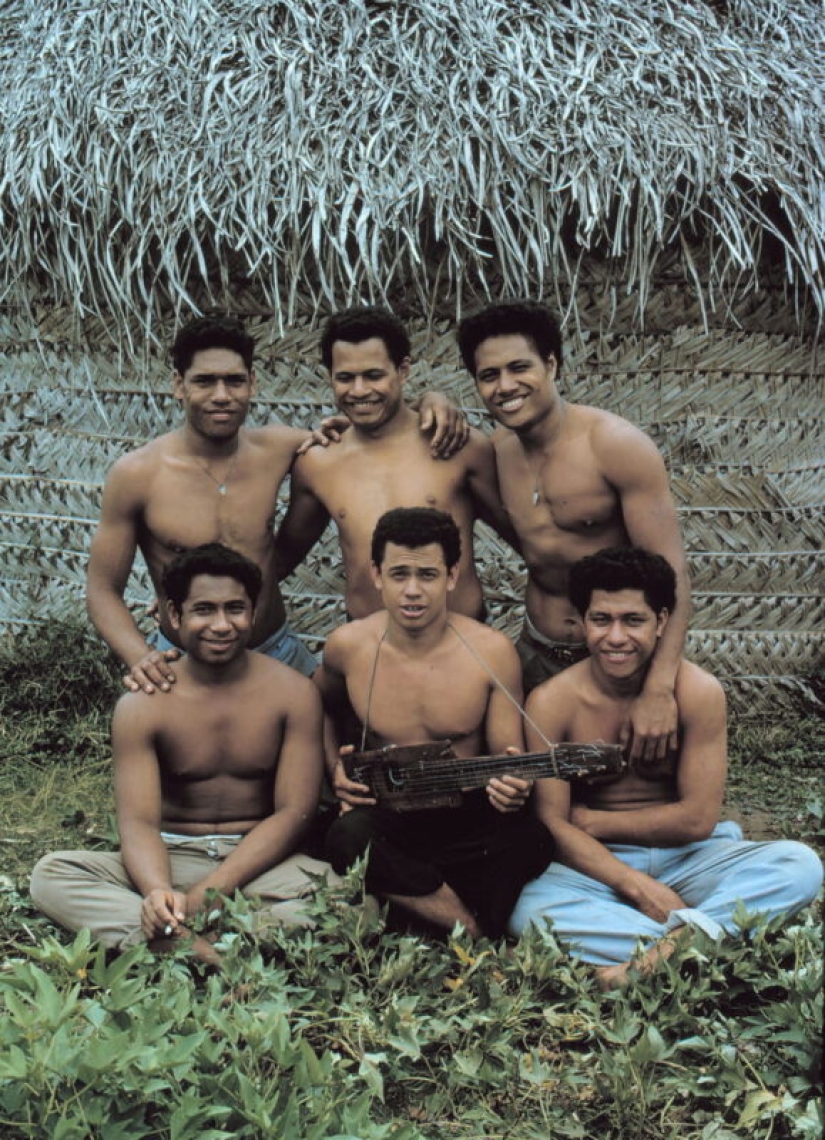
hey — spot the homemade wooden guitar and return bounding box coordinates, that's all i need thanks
[343,739,627,811]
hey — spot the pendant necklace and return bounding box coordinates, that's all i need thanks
[195,449,239,496]
[527,449,548,507]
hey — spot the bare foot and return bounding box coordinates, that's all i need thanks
[596,963,631,991]
[595,926,690,991]
[148,927,223,968]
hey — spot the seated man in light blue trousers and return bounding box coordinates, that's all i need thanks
[509,547,823,988]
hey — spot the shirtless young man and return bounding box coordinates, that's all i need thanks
[32,543,334,963]
[274,307,519,620]
[314,508,554,939]
[87,315,463,694]
[508,548,823,988]
[457,301,691,764]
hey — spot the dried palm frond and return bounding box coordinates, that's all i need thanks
[0,0,822,345]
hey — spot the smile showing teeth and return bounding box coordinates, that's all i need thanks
[499,396,526,411]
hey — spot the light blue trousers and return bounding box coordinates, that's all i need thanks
[151,620,318,677]
[508,821,823,965]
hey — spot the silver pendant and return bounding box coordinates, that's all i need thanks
[532,489,540,506]
[218,484,227,495]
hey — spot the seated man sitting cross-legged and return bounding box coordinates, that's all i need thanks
[509,547,823,988]
[314,507,555,940]
[31,543,338,965]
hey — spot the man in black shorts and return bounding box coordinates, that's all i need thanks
[313,507,554,938]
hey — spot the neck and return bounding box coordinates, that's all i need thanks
[179,424,242,459]
[184,651,251,687]
[385,610,451,655]
[519,396,566,452]
[350,403,415,443]
[588,656,648,700]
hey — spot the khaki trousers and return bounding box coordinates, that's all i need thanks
[30,835,340,949]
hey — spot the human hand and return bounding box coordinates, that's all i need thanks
[184,884,224,921]
[487,773,532,814]
[619,688,678,768]
[295,415,351,455]
[123,648,180,694]
[417,392,470,458]
[142,887,187,939]
[621,870,685,924]
[332,747,377,809]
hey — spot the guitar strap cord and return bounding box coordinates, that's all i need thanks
[360,626,389,752]
[446,620,560,775]
[360,618,568,776]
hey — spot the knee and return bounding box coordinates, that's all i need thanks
[774,841,824,908]
[325,811,377,875]
[29,851,66,908]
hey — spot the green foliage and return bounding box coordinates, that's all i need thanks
[0,619,121,726]
[0,883,821,1140]
[0,622,822,1137]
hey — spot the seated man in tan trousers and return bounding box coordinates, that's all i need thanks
[31,543,336,963]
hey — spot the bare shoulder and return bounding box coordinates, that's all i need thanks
[674,660,726,719]
[103,435,172,495]
[526,660,585,720]
[449,614,517,661]
[249,653,318,700]
[580,405,662,466]
[248,422,309,459]
[323,613,385,668]
[112,687,162,736]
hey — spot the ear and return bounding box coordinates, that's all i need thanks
[446,564,459,593]
[248,367,257,396]
[172,371,184,400]
[545,354,558,383]
[398,356,411,386]
[655,608,669,638]
[166,598,182,630]
[370,561,383,593]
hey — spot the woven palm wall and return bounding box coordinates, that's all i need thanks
[1,0,822,710]
[2,260,821,712]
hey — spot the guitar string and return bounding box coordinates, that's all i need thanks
[354,618,617,794]
[357,746,620,795]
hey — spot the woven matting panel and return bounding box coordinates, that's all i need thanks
[1,311,822,708]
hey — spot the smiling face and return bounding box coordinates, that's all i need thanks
[168,573,254,666]
[371,541,457,630]
[584,587,668,683]
[472,333,558,434]
[173,347,255,442]
[329,337,409,432]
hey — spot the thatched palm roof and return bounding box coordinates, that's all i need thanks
[1,0,823,336]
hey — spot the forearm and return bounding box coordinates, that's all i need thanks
[574,800,716,846]
[643,570,691,695]
[192,808,312,898]
[87,587,154,667]
[544,815,641,896]
[119,822,174,896]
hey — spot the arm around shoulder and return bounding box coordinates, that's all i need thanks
[273,454,331,581]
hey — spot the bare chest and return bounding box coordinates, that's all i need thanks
[314,448,472,543]
[499,447,623,563]
[348,648,489,747]
[142,463,285,560]
[155,700,284,783]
